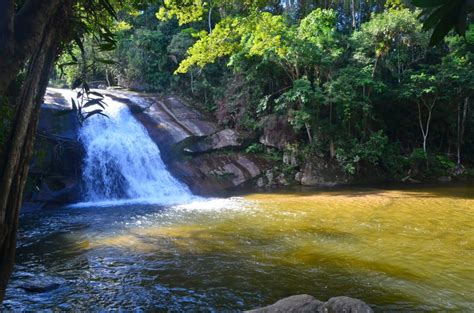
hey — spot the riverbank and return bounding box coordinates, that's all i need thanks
[25,88,473,207]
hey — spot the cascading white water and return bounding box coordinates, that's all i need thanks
[77,95,195,206]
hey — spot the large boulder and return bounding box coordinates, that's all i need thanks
[300,156,349,187]
[247,295,373,313]
[26,89,83,204]
[259,114,297,150]
[324,296,374,313]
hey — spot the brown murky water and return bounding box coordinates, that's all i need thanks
[3,184,474,311]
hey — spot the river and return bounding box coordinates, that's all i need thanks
[3,184,474,311]
[3,91,473,311]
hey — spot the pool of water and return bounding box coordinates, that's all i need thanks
[3,184,474,311]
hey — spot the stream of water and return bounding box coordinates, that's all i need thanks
[77,95,196,207]
[2,92,473,311]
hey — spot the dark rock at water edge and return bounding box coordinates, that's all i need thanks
[246,294,373,313]
[26,91,83,204]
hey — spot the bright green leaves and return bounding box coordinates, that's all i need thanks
[244,13,289,59]
[175,17,245,73]
[156,0,208,25]
[176,8,341,77]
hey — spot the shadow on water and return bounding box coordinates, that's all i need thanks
[6,223,428,311]
[5,183,474,311]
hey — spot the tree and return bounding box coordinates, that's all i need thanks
[352,8,429,80]
[442,28,474,166]
[0,0,119,301]
[401,67,446,166]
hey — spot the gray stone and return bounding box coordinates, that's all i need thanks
[295,171,304,183]
[277,173,290,186]
[301,157,348,187]
[257,177,266,188]
[259,114,297,150]
[184,129,244,153]
[247,295,373,313]
[283,151,298,166]
[266,170,274,185]
[246,295,324,313]
[324,296,374,313]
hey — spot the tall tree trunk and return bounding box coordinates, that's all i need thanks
[0,26,58,302]
[0,0,74,300]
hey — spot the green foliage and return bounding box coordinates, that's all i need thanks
[352,9,429,80]
[245,143,264,154]
[335,130,390,175]
[56,2,474,180]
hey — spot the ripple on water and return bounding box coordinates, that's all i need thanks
[3,185,474,311]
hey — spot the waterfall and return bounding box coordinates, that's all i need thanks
[77,95,195,206]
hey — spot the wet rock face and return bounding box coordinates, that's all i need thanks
[27,91,83,204]
[126,94,269,195]
[169,152,267,195]
[259,114,297,150]
[183,129,247,154]
[246,294,373,313]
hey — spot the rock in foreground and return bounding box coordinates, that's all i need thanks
[246,294,373,313]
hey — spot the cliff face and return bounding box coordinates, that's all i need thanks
[28,89,270,206]
[105,90,269,196]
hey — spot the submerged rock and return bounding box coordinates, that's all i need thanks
[19,276,65,293]
[247,294,373,313]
